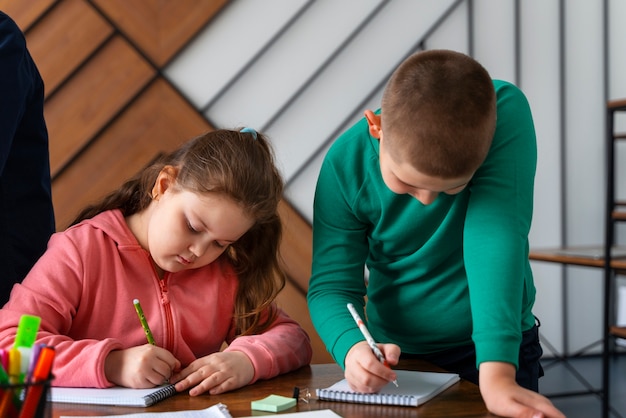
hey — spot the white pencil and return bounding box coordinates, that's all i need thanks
[347,302,398,387]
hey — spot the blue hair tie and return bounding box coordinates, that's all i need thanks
[240,127,258,140]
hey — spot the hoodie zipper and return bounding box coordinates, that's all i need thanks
[159,276,175,350]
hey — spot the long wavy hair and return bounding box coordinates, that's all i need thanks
[71,129,285,336]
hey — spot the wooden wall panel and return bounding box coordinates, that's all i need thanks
[52,79,212,229]
[26,0,114,96]
[279,200,313,295]
[91,0,229,66]
[46,35,155,176]
[278,201,331,363]
[275,278,330,365]
[0,0,56,31]
[7,0,332,364]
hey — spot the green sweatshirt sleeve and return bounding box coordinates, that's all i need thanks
[463,80,538,367]
[307,119,375,369]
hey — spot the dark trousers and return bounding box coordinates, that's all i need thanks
[401,322,544,391]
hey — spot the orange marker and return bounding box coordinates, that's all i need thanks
[18,346,55,418]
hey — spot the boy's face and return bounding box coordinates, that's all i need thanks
[365,109,473,205]
[378,132,472,206]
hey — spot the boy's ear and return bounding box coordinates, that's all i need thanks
[364,110,382,139]
[152,165,178,200]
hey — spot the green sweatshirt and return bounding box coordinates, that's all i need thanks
[308,80,537,370]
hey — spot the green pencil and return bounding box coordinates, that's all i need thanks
[133,299,155,345]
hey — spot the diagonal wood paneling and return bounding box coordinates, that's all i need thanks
[277,200,332,363]
[45,35,156,176]
[275,276,329,365]
[0,0,56,31]
[278,200,313,295]
[5,0,331,363]
[26,0,114,96]
[52,79,212,229]
[91,0,229,66]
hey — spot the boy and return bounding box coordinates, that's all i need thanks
[308,50,564,418]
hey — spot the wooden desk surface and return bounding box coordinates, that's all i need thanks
[51,360,494,417]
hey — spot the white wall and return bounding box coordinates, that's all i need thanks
[164,0,626,356]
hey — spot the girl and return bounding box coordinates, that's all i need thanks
[0,129,312,396]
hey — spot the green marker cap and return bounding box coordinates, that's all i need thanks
[14,314,41,348]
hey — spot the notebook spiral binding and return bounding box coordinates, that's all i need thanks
[145,384,177,405]
[318,389,417,406]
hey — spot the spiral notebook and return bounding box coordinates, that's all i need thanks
[316,369,459,407]
[49,383,178,407]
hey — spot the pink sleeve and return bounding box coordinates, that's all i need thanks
[224,306,312,382]
[0,233,121,388]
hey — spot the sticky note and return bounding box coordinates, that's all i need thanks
[251,394,297,412]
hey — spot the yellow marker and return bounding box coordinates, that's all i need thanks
[8,348,21,384]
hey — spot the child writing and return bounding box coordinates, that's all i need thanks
[0,129,312,395]
[307,50,565,418]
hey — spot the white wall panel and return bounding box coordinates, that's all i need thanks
[261,0,460,181]
[609,1,626,208]
[564,0,606,353]
[609,0,626,104]
[519,0,564,353]
[567,268,604,354]
[473,0,516,82]
[519,0,562,248]
[164,0,308,108]
[285,89,383,221]
[422,1,468,53]
[205,0,384,130]
[284,148,327,222]
[565,1,605,246]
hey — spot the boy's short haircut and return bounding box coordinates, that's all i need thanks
[380,49,497,178]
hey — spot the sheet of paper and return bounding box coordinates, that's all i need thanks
[61,403,232,418]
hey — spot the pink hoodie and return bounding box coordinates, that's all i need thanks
[0,209,312,387]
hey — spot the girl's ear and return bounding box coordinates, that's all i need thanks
[364,110,383,139]
[151,165,178,200]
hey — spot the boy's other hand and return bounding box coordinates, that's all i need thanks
[479,361,565,418]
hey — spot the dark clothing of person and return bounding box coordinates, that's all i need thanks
[401,323,544,391]
[0,11,55,306]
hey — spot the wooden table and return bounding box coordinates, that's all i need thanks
[51,360,494,417]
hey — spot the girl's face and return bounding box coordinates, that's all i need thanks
[145,188,254,276]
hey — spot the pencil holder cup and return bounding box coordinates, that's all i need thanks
[0,375,54,418]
